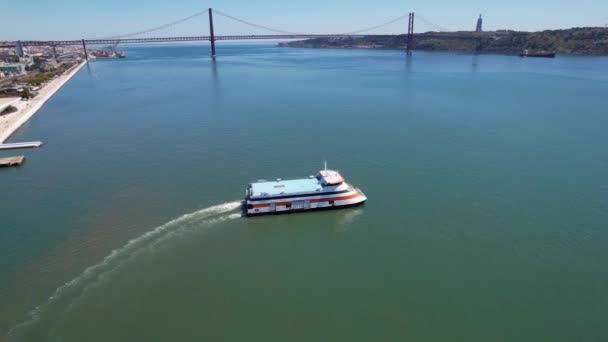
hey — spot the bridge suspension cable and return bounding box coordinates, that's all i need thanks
[87,8,427,41]
[415,14,451,32]
[88,9,209,39]
[337,12,410,35]
[214,9,411,35]
[213,9,305,35]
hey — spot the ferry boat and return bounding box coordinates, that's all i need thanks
[245,165,367,216]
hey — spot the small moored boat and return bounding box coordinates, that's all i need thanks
[245,164,367,216]
[519,49,556,58]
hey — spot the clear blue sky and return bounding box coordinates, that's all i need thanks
[4,0,607,40]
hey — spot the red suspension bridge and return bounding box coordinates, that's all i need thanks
[1,9,486,58]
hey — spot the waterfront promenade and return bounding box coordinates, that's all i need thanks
[0,60,86,143]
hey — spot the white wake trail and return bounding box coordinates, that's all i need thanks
[8,200,242,337]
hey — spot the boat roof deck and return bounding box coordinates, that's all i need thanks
[250,178,323,198]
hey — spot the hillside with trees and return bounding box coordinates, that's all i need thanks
[278,27,608,55]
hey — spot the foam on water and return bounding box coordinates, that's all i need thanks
[8,201,242,338]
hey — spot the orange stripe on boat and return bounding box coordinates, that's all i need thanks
[310,193,361,203]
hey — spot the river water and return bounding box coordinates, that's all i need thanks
[1,44,607,341]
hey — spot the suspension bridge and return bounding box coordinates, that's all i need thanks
[1,9,488,58]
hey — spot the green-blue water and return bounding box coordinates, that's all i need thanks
[1,44,607,341]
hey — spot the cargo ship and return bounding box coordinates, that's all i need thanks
[519,49,555,58]
[245,164,367,216]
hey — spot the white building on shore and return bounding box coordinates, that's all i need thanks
[0,62,26,75]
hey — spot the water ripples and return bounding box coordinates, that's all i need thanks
[8,201,242,339]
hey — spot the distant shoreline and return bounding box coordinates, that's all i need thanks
[278,44,608,56]
[0,60,87,143]
[277,27,608,56]
[276,45,525,57]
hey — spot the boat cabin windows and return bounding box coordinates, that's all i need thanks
[317,170,345,187]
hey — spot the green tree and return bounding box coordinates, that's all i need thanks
[20,87,31,100]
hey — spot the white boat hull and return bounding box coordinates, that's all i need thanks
[245,187,367,216]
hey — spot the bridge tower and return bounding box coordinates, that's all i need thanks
[208,8,217,59]
[476,14,483,32]
[16,40,24,58]
[81,39,88,60]
[406,12,415,55]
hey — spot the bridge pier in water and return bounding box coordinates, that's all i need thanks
[406,12,415,55]
[208,8,217,59]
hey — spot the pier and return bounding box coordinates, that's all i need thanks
[0,155,25,167]
[0,141,44,150]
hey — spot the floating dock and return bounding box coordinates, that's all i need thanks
[0,156,25,167]
[0,141,43,150]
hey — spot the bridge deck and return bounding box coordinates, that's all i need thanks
[0,33,489,48]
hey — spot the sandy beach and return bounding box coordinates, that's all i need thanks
[0,60,87,143]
